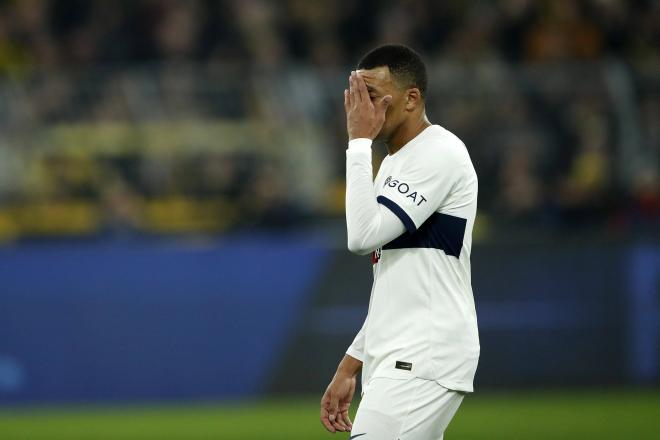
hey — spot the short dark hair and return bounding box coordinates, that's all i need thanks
[357,44,428,98]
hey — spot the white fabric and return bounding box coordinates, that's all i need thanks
[346,317,366,362]
[345,125,480,393]
[346,138,406,255]
[350,377,464,440]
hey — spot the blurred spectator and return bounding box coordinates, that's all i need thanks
[524,1,604,61]
[495,139,545,226]
[0,0,657,239]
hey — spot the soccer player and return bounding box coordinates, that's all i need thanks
[319,45,480,439]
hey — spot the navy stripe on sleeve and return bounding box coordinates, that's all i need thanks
[383,212,467,258]
[377,195,416,234]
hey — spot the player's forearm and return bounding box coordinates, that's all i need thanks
[345,139,405,254]
[346,138,379,256]
[335,354,363,378]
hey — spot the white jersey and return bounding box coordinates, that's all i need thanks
[346,124,480,393]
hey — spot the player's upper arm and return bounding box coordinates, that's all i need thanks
[377,140,464,233]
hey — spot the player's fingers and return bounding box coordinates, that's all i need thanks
[332,413,347,430]
[338,400,352,429]
[320,406,336,432]
[322,417,336,432]
[377,95,392,115]
[332,420,347,432]
[348,72,354,105]
[347,74,355,108]
[355,72,371,105]
[344,89,350,114]
[340,408,353,429]
[350,71,361,105]
[327,393,340,423]
[332,406,348,432]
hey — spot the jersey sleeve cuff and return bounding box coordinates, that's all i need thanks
[376,196,417,234]
[347,138,373,154]
[345,346,364,362]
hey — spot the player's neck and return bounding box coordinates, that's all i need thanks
[385,115,432,155]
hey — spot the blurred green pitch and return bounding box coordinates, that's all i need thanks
[1,390,658,439]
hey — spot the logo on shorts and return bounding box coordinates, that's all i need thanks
[349,434,366,440]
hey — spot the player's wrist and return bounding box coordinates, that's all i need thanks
[347,138,373,152]
[336,354,362,378]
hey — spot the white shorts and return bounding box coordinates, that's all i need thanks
[350,377,464,440]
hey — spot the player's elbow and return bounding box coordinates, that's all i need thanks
[347,236,373,255]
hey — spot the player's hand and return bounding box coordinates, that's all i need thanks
[344,71,392,141]
[320,372,356,433]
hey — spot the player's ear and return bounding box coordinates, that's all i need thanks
[405,88,422,111]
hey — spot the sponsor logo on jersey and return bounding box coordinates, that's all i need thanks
[383,176,427,206]
[371,247,381,264]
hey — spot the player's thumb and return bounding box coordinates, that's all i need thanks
[328,393,339,421]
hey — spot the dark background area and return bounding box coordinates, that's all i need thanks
[0,1,658,438]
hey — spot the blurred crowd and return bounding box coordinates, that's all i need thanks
[0,0,658,71]
[0,0,658,240]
